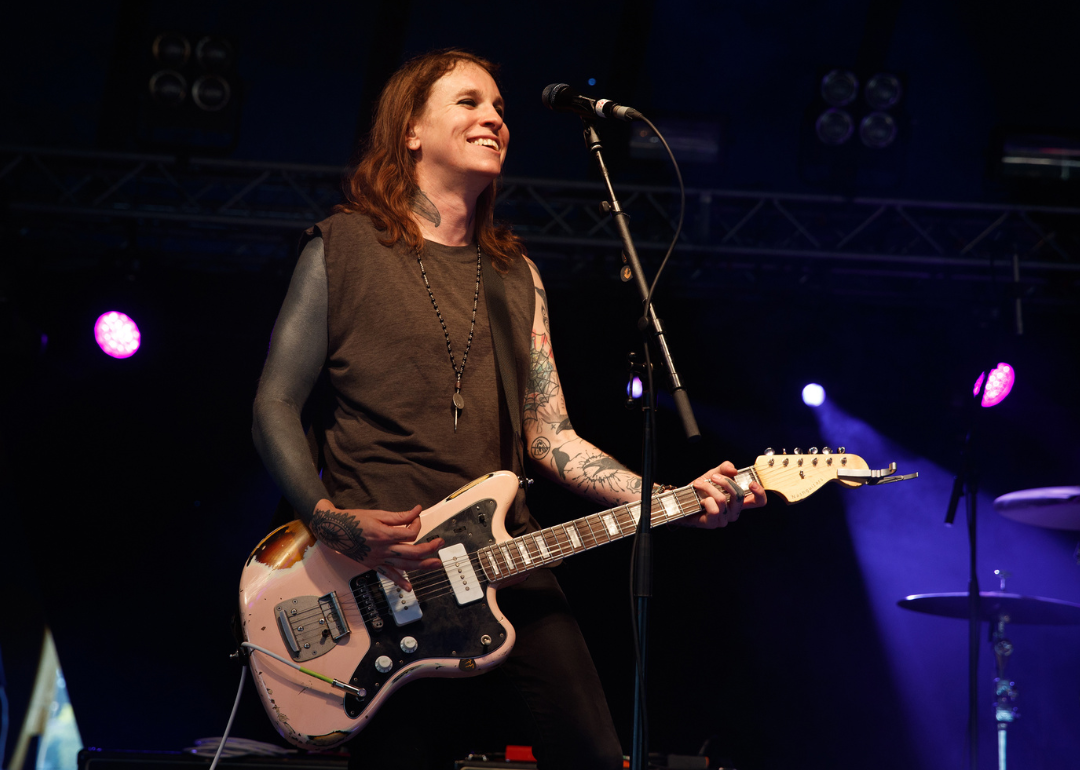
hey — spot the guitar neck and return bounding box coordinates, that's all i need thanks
[476,466,760,582]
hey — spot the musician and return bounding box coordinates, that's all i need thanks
[252,48,766,770]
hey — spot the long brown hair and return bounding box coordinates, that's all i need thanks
[335,48,523,270]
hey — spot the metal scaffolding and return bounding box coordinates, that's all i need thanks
[3,145,1078,308]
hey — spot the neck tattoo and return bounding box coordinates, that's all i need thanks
[416,244,482,432]
[412,190,441,227]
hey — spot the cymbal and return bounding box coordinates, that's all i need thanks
[994,486,1080,530]
[898,592,1080,625]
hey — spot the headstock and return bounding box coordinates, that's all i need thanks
[752,447,869,504]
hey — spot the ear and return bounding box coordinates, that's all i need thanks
[406,125,421,152]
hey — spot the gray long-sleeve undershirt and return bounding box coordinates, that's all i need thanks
[251,236,330,518]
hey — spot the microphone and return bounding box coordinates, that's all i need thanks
[542,83,642,121]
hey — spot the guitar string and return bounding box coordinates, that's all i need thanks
[274,475,773,635]
[279,505,683,633]
[282,471,762,619]
[311,486,708,620]
[277,488,709,633]
[370,477,749,602]
[280,476,762,636]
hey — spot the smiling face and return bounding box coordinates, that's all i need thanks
[407,62,509,200]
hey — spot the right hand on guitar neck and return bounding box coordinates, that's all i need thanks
[308,500,445,591]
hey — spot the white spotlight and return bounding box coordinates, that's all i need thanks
[802,383,826,407]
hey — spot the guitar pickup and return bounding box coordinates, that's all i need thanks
[837,463,919,485]
[379,578,423,626]
[439,543,483,606]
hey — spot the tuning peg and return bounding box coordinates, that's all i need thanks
[782,448,788,455]
[838,447,845,454]
[793,448,802,455]
[822,447,831,454]
[809,447,819,455]
[764,447,775,456]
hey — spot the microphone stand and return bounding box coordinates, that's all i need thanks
[579,118,700,770]
[944,385,986,770]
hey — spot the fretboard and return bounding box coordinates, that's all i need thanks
[477,466,760,581]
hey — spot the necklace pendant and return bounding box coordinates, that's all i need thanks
[453,392,464,432]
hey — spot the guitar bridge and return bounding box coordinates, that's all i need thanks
[274,592,351,662]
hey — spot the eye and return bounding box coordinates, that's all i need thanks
[458,98,476,107]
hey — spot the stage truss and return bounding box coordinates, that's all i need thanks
[2,145,1078,311]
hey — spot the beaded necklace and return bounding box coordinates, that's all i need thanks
[415,244,482,432]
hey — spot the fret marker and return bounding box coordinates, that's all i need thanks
[516,540,532,566]
[486,552,500,577]
[660,494,681,520]
[566,525,582,549]
[534,533,551,559]
[500,545,515,570]
[602,513,620,537]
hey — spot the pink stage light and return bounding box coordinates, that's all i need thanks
[94,311,141,359]
[974,362,1014,407]
[972,371,985,397]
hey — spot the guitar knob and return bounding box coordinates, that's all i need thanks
[822,447,831,454]
[375,655,393,674]
[764,447,774,456]
[794,448,802,455]
[400,636,418,654]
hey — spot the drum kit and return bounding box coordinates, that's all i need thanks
[899,486,1080,770]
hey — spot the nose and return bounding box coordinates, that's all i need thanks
[480,103,504,131]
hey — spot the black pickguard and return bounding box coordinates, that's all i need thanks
[342,497,507,718]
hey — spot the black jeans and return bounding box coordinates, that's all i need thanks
[347,568,623,770]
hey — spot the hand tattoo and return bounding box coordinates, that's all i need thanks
[310,508,372,561]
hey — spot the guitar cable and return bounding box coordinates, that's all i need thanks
[205,664,246,770]
[241,642,365,698]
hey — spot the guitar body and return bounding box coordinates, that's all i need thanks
[238,472,521,750]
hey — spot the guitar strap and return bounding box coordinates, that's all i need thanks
[481,253,528,486]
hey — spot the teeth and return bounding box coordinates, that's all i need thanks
[470,138,499,149]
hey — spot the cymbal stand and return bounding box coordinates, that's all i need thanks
[991,570,1019,770]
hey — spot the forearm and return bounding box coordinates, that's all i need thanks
[529,425,644,507]
[252,396,328,521]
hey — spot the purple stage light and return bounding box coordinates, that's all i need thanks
[94,311,141,359]
[627,376,643,399]
[977,362,1014,407]
[972,371,986,397]
[802,383,826,407]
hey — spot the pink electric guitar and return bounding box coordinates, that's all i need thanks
[238,449,913,749]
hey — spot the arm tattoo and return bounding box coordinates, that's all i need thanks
[310,508,372,561]
[412,190,441,227]
[531,436,551,459]
[524,331,559,425]
[548,440,642,500]
[535,285,551,337]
